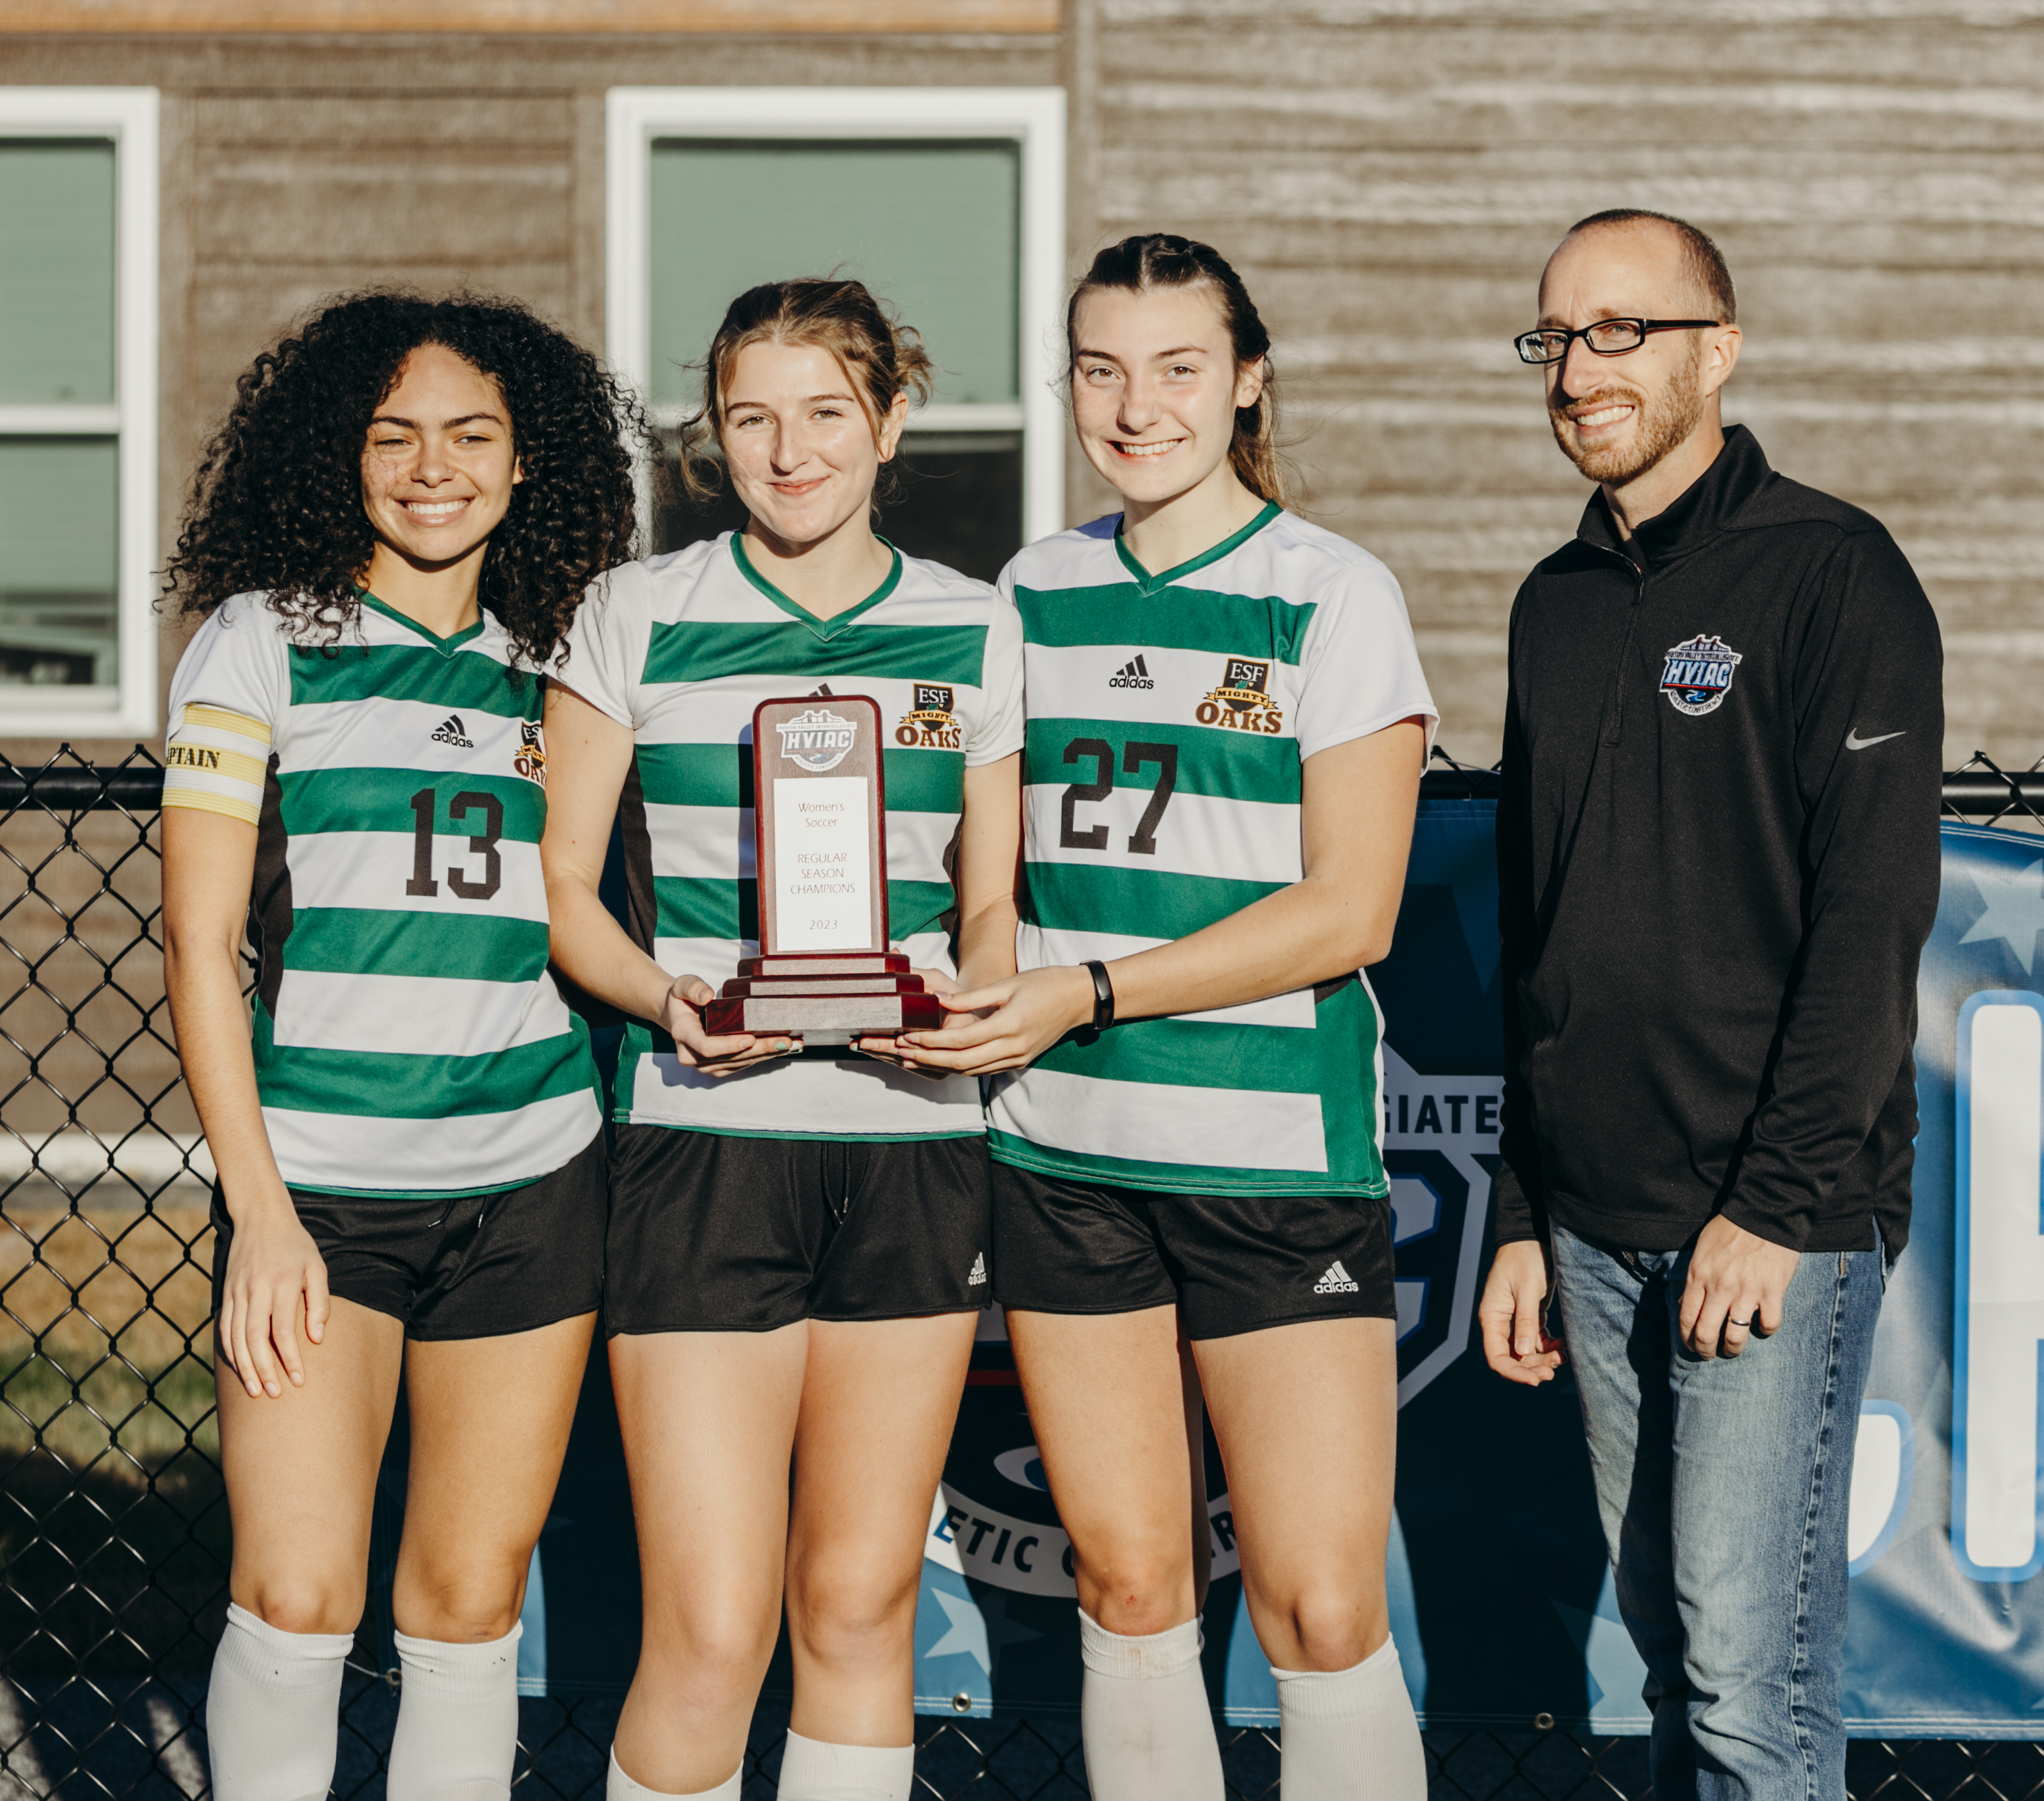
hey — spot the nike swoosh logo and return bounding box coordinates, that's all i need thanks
[1845,729,1906,751]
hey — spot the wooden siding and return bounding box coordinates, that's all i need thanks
[1075,0,2044,769]
[5,1,1058,32]
[0,30,1058,763]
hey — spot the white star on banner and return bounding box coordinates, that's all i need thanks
[923,1586,1043,1677]
[1960,859,2044,975]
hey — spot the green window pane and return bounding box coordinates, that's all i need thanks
[0,141,117,406]
[649,141,1020,410]
[0,438,119,687]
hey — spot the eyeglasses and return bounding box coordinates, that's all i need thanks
[1515,318,1721,365]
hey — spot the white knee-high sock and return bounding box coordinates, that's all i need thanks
[607,1747,741,1800]
[1076,1611,1223,1801]
[204,1602,354,1801]
[776,1728,913,1800]
[1271,1637,1426,1801]
[386,1624,522,1801]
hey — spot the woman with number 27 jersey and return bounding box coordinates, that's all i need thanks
[899,236,1437,1801]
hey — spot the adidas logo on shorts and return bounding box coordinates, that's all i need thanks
[968,1252,988,1286]
[1313,1259,1360,1295]
[1108,655,1155,690]
[430,713,476,749]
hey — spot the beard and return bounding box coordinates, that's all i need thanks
[1548,343,1707,486]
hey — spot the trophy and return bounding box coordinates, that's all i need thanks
[702,696,946,1045]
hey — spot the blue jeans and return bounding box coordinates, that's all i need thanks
[1549,1223,1885,1801]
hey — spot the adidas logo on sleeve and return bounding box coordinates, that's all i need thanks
[1314,1260,1361,1295]
[1108,654,1155,690]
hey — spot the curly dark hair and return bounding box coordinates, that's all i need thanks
[164,289,653,668]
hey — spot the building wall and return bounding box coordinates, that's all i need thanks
[0,23,1060,766]
[4,2,2041,770]
[1066,0,2044,770]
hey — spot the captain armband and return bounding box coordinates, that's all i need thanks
[161,703,270,825]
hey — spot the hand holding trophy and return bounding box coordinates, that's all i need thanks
[703,696,946,1044]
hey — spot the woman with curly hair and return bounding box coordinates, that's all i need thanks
[158,292,644,1801]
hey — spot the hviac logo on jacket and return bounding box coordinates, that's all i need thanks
[1659,634,1743,716]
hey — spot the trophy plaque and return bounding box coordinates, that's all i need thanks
[702,696,946,1046]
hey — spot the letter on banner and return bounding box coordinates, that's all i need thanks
[1954,991,2044,1580]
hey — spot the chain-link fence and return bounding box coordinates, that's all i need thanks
[6,744,2043,1801]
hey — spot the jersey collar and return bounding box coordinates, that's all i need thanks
[729,531,904,639]
[1114,499,1282,594]
[356,588,488,655]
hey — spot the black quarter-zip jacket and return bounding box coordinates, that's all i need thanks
[1492,426,1943,1261]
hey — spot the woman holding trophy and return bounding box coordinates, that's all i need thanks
[899,234,1438,1801]
[540,277,1023,1801]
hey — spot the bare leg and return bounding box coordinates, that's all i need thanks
[1005,1306,1206,1634]
[217,1296,405,1631]
[1194,1316,1399,1668]
[396,1310,597,1640]
[609,1326,808,1793]
[783,1311,977,1746]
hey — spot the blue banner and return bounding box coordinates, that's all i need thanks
[367,805,2044,1735]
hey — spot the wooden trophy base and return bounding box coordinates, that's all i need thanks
[703,950,945,1046]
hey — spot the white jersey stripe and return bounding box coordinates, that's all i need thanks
[271,969,578,1058]
[285,832,550,923]
[260,1087,601,1195]
[1022,782,1304,884]
[993,1066,1331,1175]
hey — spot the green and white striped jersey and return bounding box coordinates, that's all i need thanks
[162,592,603,1197]
[558,531,1024,1139]
[985,503,1437,1197]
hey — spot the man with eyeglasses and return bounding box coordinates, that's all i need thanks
[1476,208,1942,1801]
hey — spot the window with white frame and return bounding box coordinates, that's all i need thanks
[0,88,157,737]
[607,88,1065,580]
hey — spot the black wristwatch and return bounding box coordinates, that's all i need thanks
[1082,959,1116,1033]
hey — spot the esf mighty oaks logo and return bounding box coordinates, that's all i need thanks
[896,683,962,750]
[1660,634,1743,717]
[1196,655,1284,735]
[513,720,546,788]
[777,707,858,772]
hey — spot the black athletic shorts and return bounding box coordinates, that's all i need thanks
[209,1131,607,1342]
[989,1161,1397,1340]
[605,1124,992,1333]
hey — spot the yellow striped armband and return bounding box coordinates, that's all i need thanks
[162,702,270,826]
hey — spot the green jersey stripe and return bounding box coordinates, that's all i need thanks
[1012,585,1317,661]
[644,621,990,690]
[1028,998,1364,1096]
[287,643,543,714]
[278,767,546,842]
[253,1002,595,1120]
[282,907,550,982]
[1024,859,1283,940]
[636,739,966,816]
[1023,716,1300,807]
[985,1130,1382,1198]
